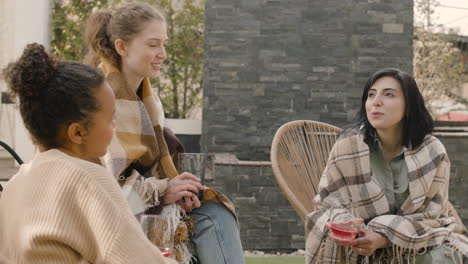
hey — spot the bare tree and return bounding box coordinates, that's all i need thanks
[414,0,468,114]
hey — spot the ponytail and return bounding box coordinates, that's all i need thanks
[85,2,166,69]
[84,9,120,68]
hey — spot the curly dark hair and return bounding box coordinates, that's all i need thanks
[1,43,104,148]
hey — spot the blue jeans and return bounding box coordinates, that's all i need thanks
[188,201,245,264]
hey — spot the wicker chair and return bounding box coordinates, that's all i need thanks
[270,120,341,222]
[270,120,465,228]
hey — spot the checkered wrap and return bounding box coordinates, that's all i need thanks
[100,61,177,203]
[99,60,193,262]
[305,127,468,264]
[99,60,238,263]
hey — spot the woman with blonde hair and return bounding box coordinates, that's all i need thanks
[85,2,244,264]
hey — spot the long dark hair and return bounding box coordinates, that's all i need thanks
[354,68,433,149]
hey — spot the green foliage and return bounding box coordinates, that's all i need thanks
[51,0,111,61]
[51,0,205,119]
[150,0,205,118]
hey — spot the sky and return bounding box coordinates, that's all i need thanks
[415,0,468,36]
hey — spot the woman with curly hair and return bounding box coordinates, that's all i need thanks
[305,68,468,263]
[0,43,175,264]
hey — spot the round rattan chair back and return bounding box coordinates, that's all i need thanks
[271,120,341,222]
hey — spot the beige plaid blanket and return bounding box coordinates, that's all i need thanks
[100,60,177,197]
[100,60,237,263]
[100,60,192,262]
[306,127,468,264]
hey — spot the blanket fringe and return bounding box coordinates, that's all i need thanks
[388,241,468,264]
[316,235,328,262]
[387,243,419,264]
[446,243,465,264]
[160,204,193,264]
[316,237,468,264]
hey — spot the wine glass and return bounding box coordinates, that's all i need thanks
[326,205,362,242]
[178,153,207,181]
[179,153,211,200]
[140,214,174,258]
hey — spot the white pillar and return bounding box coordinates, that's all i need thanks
[0,0,15,148]
[1,0,51,163]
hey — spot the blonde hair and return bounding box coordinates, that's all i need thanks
[84,2,165,68]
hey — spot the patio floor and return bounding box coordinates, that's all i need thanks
[245,256,305,264]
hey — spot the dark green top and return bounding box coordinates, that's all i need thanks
[369,139,409,214]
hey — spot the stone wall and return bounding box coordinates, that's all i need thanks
[203,134,468,251]
[208,157,303,250]
[201,0,421,251]
[437,134,468,226]
[202,0,414,161]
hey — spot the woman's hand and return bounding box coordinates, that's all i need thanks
[177,194,202,213]
[162,173,204,205]
[350,228,390,256]
[327,218,364,247]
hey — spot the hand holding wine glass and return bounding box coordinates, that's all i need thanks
[326,206,363,246]
[163,172,203,205]
[351,228,390,256]
[178,153,209,211]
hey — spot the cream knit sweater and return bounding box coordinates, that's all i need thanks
[0,149,177,264]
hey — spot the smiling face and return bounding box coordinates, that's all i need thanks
[120,19,168,79]
[365,76,406,134]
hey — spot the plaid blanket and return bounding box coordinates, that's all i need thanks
[99,60,193,262]
[305,127,468,264]
[100,60,237,263]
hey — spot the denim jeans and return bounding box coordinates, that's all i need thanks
[188,201,245,264]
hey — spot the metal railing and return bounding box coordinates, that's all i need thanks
[0,140,23,192]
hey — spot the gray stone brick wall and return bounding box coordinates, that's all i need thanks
[208,161,304,250]
[438,135,468,226]
[202,0,414,161]
[205,135,468,251]
[201,0,420,251]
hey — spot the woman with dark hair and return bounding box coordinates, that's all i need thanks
[305,68,468,263]
[84,2,244,264]
[0,43,175,263]
[357,68,434,150]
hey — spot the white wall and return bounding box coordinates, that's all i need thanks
[0,0,51,163]
[166,118,202,135]
[0,1,199,163]
[0,0,14,147]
